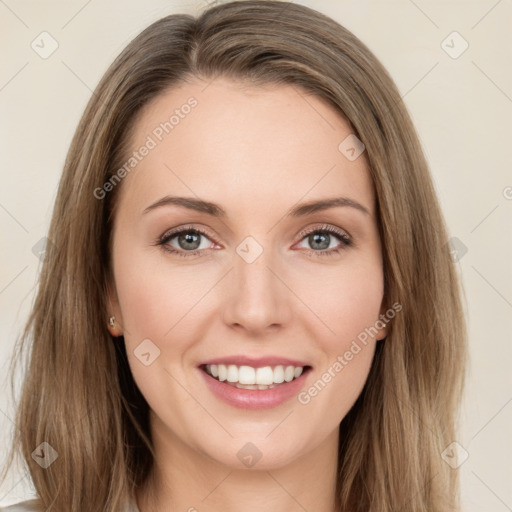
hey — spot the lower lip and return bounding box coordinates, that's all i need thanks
[199,367,311,410]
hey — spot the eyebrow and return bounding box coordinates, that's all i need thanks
[142,195,370,217]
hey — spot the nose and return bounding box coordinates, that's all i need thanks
[221,243,293,335]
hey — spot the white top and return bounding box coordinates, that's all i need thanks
[0,498,140,511]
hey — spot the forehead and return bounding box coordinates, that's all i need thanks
[116,77,375,219]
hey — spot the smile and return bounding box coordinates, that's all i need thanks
[198,362,313,410]
[203,363,306,389]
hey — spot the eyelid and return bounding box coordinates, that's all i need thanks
[159,224,221,246]
[295,223,351,244]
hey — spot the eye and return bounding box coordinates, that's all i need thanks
[156,225,218,258]
[294,224,352,257]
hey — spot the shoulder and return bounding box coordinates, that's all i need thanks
[0,500,43,511]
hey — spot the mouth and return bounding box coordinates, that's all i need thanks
[199,363,313,390]
[197,356,313,409]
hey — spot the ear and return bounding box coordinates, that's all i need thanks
[375,302,390,341]
[106,280,124,337]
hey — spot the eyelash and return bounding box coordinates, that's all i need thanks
[155,223,352,259]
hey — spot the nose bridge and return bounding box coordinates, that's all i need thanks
[222,234,290,331]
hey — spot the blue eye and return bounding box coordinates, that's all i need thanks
[156,223,352,258]
[295,224,352,257]
[157,226,215,257]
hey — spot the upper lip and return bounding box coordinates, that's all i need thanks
[198,355,311,368]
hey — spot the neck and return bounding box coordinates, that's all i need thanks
[136,415,339,512]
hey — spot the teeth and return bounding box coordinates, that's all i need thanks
[256,366,273,385]
[226,365,238,383]
[204,364,306,386]
[235,383,278,390]
[284,366,295,382]
[273,365,285,383]
[218,364,227,382]
[235,383,258,389]
[238,365,256,384]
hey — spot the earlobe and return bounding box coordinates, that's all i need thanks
[107,315,123,337]
[106,282,124,337]
[376,304,390,341]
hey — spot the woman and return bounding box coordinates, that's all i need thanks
[1,1,467,511]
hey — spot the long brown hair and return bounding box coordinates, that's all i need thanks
[2,1,467,510]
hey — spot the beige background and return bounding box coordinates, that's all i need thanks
[1,0,511,509]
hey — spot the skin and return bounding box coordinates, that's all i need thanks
[107,77,388,512]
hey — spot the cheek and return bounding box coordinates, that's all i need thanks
[293,259,384,347]
[113,248,206,423]
[113,242,207,342]
[291,258,383,405]
[295,274,381,430]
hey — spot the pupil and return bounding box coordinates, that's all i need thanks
[179,231,200,250]
[310,233,329,250]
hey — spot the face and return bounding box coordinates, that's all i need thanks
[107,77,388,470]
